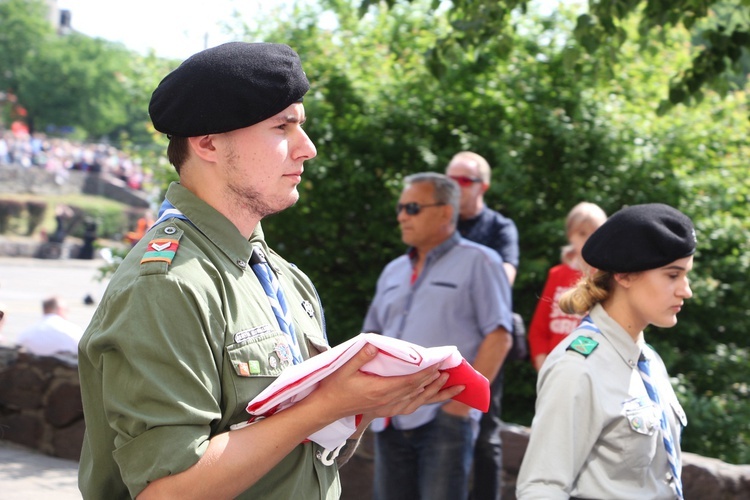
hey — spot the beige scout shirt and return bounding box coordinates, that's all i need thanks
[517,304,687,499]
[78,182,339,499]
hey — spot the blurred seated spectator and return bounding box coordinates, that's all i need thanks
[16,297,83,356]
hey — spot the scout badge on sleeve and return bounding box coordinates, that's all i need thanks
[231,333,490,465]
[141,238,180,264]
[566,335,599,357]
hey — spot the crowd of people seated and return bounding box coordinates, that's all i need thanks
[0,128,149,191]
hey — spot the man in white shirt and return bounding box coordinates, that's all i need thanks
[16,296,83,356]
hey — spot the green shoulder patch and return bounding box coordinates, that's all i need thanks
[566,336,599,357]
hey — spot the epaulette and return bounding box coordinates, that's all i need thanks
[566,335,599,357]
[140,224,184,271]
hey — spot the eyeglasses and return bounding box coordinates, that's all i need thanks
[449,175,483,187]
[396,202,445,216]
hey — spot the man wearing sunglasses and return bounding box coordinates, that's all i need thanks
[364,172,513,500]
[446,151,520,500]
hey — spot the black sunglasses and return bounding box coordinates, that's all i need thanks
[396,202,445,216]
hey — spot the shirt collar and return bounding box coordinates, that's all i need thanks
[408,231,461,264]
[165,182,255,270]
[589,303,644,368]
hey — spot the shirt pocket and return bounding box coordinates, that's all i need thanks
[227,330,293,378]
[619,397,661,469]
[304,332,330,357]
[224,330,292,423]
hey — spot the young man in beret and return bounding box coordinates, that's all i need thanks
[77,42,461,500]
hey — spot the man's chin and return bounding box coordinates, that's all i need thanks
[262,194,299,218]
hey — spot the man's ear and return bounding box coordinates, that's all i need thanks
[480,182,490,194]
[187,135,218,163]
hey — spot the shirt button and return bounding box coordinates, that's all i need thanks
[237,260,247,269]
[666,472,673,480]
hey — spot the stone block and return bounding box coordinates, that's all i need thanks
[0,413,43,449]
[501,422,530,475]
[0,367,46,409]
[45,382,84,428]
[52,419,85,461]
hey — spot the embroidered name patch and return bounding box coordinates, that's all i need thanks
[141,238,180,264]
[234,324,274,344]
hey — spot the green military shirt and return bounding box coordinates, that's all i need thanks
[78,182,340,499]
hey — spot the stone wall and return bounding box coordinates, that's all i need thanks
[0,163,150,208]
[1,345,748,498]
[0,347,83,461]
[340,425,750,500]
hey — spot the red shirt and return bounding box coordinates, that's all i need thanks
[527,264,584,360]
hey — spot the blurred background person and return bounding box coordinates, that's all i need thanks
[16,296,83,356]
[527,202,607,371]
[364,172,513,500]
[445,151,519,500]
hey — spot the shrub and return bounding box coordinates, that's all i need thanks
[0,199,25,234]
[25,200,48,236]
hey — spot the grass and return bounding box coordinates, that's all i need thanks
[0,193,133,240]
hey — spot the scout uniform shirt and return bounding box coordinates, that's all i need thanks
[516,303,687,499]
[78,182,338,499]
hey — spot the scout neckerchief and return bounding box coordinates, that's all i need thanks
[153,198,303,365]
[249,246,302,364]
[578,315,683,499]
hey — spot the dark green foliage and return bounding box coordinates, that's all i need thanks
[0,199,24,233]
[63,204,128,241]
[249,1,750,463]
[0,0,174,144]
[362,0,750,118]
[25,200,47,236]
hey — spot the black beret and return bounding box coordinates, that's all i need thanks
[148,42,309,137]
[582,203,697,273]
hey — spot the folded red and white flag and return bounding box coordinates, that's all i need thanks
[235,333,489,458]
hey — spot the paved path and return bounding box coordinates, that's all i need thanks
[0,441,80,499]
[0,255,107,497]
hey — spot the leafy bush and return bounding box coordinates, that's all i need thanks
[25,200,48,236]
[0,199,25,234]
[241,3,750,463]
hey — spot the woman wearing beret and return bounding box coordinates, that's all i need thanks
[517,203,694,499]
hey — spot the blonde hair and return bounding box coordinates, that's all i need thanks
[558,270,613,315]
[449,151,492,184]
[565,202,607,236]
